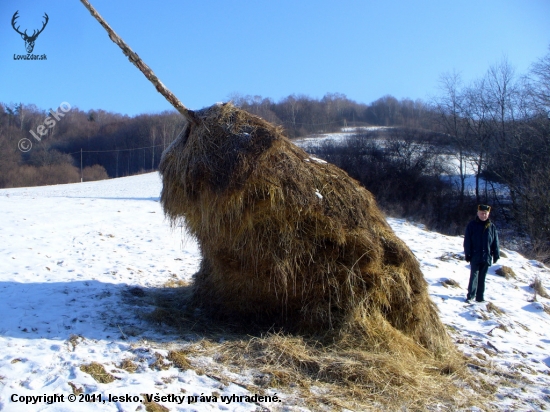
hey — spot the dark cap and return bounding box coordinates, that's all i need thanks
[478,204,491,212]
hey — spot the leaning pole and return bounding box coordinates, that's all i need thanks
[79,0,198,126]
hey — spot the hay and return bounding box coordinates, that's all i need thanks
[141,396,170,412]
[118,358,138,373]
[217,332,471,410]
[441,278,461,288]
[495,266,516,280]
[530,276,550,299]
[140,285,485,409]
[80,362,117,383]
[159,103,456,359]
[167,350,191,370]
[68,382,83,395]
[485,302,505,316]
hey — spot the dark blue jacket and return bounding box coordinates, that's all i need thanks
[464,217,500,266]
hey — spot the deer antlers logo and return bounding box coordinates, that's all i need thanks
[11,11,49,54]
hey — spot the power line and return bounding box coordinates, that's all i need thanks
[68,143,164,155]
[69,143,166,181]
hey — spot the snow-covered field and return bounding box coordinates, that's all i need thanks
[1,172,549,411]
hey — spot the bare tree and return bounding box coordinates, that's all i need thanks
[477,49,550,256]
[433,71,470,204]
[460,77,494,203]
[485,57,519,145]
[528,45,550,114]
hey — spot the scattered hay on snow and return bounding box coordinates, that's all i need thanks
[485,302,505,316]
[167,350,191,371]
[530,276,550,299]
[141,396,170,412]
[118,358,138,373]
[80,362,117,383]
[68,382,83,395]
[495,266,517,280]
[441,278,461,288]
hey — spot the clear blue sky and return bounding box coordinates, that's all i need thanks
[1,0,549,116]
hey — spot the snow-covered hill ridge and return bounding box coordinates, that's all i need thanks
[0,172,549,411]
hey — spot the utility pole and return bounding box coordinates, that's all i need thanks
[80,148,83,182]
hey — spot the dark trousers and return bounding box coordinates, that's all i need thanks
[467,261,489,301]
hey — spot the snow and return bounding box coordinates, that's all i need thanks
[440,154,510,198]
[291,126,392,147]
[1,173,549,411]
[303,156,327,165]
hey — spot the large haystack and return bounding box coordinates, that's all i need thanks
[159,102,454,357]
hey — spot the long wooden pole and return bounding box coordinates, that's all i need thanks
[79,0,198,125]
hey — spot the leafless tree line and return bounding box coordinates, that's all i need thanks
[433,47,550,258]
[0,105,186,187]
[1,46,549,258]
[0,93,435,189]
[230,92,432,137]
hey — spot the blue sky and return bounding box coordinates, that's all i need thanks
[1,0,549,116]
